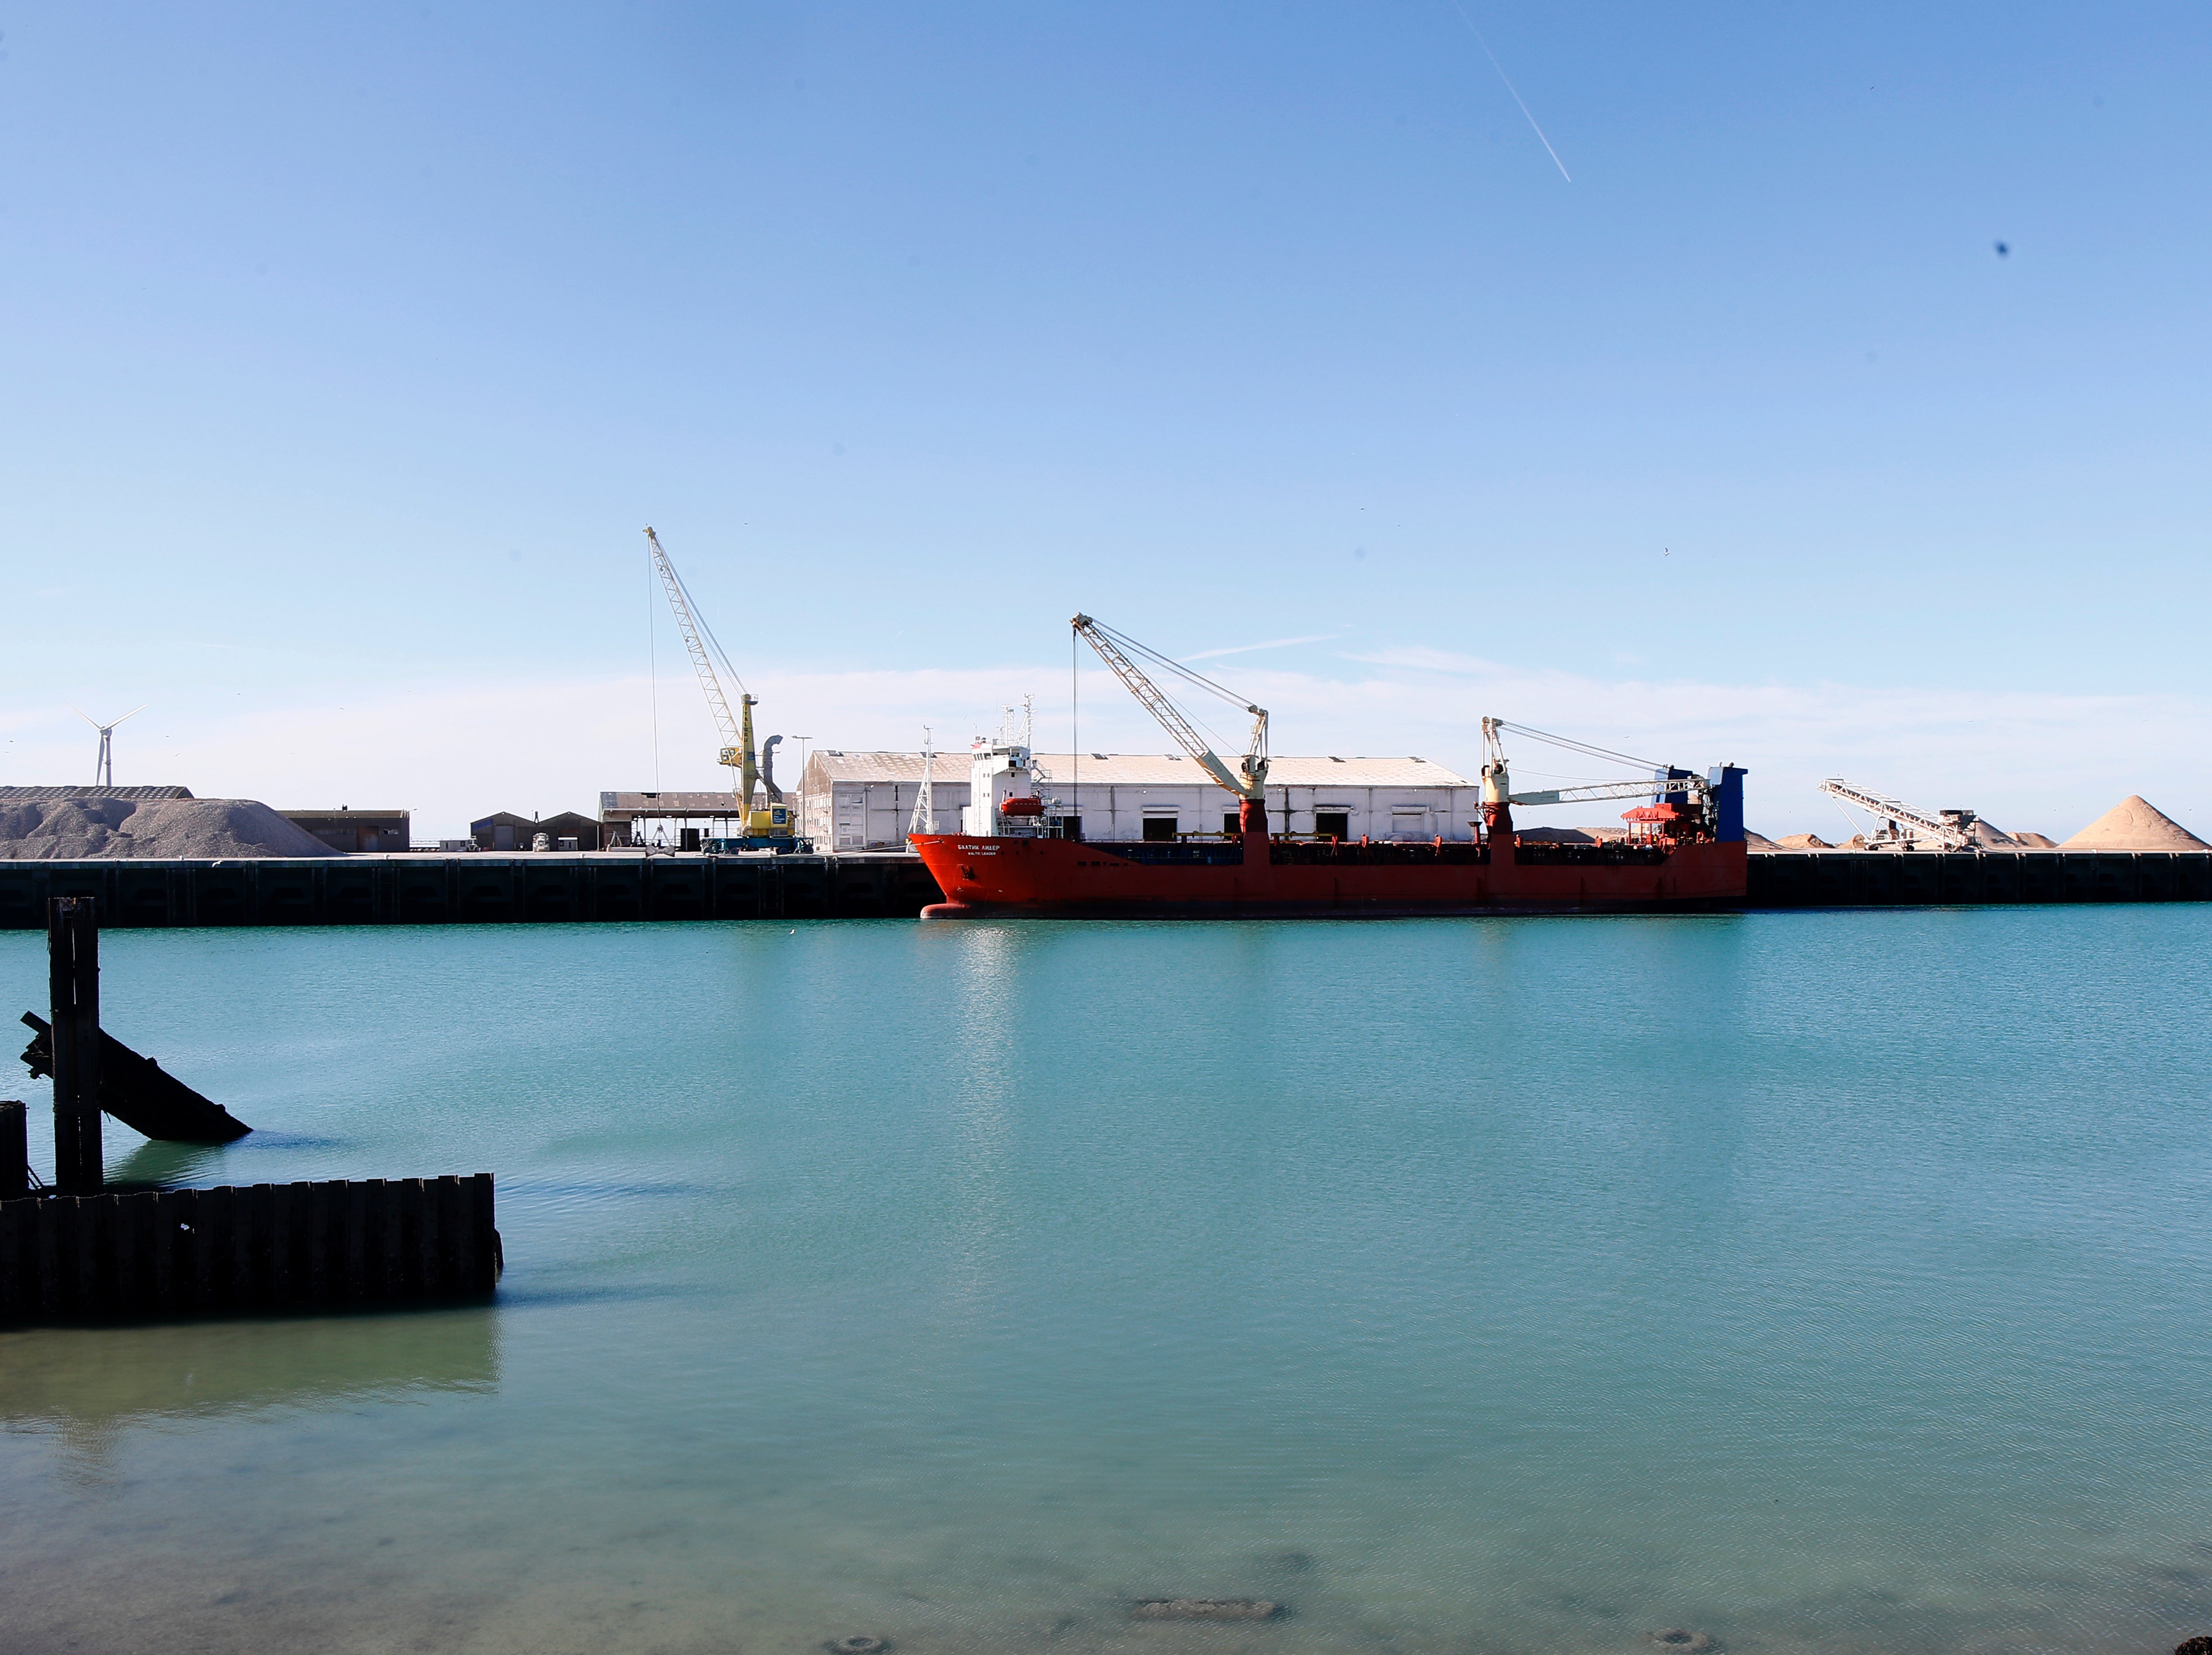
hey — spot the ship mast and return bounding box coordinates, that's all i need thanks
[908,727,937,840]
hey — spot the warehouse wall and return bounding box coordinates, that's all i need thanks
[813,780,1481,850]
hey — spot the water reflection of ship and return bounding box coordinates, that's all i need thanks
[1,1305,499,1435]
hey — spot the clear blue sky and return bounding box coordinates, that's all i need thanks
[4,4,2207,834]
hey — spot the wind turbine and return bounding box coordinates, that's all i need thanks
[69,704,146,787]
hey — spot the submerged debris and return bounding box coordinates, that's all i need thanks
[823,1638,889,1655]
[1131,1600,1281,1622]
[1649,1633,1713,1653]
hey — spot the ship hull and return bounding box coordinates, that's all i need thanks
[910,834,1746,919]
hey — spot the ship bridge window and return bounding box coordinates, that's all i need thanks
[1315,811,1350,840]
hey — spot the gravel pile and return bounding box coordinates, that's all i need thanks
[2060,796,2208,851]
[0,797,340,860]
[1519,825,1632,844]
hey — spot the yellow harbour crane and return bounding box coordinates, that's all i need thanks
[643,527,801,851]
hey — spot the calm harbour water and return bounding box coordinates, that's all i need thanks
[3,909,2211,1655]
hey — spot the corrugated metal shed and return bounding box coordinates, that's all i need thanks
[598,790,748,822]
[0,786,195,801]
[281,809,412,851]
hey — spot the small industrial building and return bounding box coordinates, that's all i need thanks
[595,791,769,851]
[281,808,411,853]
[472,811,602,852]
[800,751,1480,851]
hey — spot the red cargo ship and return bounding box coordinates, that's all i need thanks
[912,812,1746,920]
[911,617,1748,919]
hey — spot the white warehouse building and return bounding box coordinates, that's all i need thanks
[802,750,1480,852]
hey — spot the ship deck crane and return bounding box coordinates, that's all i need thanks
[643,527,796,850]
[1071,614,1271,835]
[1481,717,1713,840]
[1817,779,1977,852]
[1506,776,1712,807]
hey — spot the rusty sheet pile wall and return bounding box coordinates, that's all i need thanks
[0,1174,499,1324]
[0,855,945,928]
[1746,850,2212,906]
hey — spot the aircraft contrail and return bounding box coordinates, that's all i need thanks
[1448,2,1573,183]
[1182,633,1336,662]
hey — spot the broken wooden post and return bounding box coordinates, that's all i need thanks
[17,1015,251,1144]
[0,1101,25,1199]
[46,897,103,1193]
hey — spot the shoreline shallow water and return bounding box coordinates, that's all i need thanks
[4,911,2210,1655]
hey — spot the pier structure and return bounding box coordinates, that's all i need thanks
[0,850,2206,931]
[1743,849,2212,906]
[2,897,501,1325]
[0,852,944,929]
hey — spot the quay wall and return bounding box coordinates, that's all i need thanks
[0,853,948,929]
[0,850,2204,929]
[1745,849,2212,907]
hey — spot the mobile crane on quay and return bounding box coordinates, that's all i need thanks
[642,527,804,852]
[904,614,1750,917]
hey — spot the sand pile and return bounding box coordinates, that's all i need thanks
[1520,826,1632,845]
[2011,831,2058,849]
[2059,796,2208,852]
[1773,833,1833,850]
[0,797,340,860]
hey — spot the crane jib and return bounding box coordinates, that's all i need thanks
[643,527,794,843]
[1071,614,1268,802]
[1508,776,1712,808]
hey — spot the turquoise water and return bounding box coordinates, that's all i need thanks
[4,910,2212,1655]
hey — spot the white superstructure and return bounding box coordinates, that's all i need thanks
[960,735,1041,835]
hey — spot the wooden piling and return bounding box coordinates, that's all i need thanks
[0,1101,25,1199]
[46,897,103,1192]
